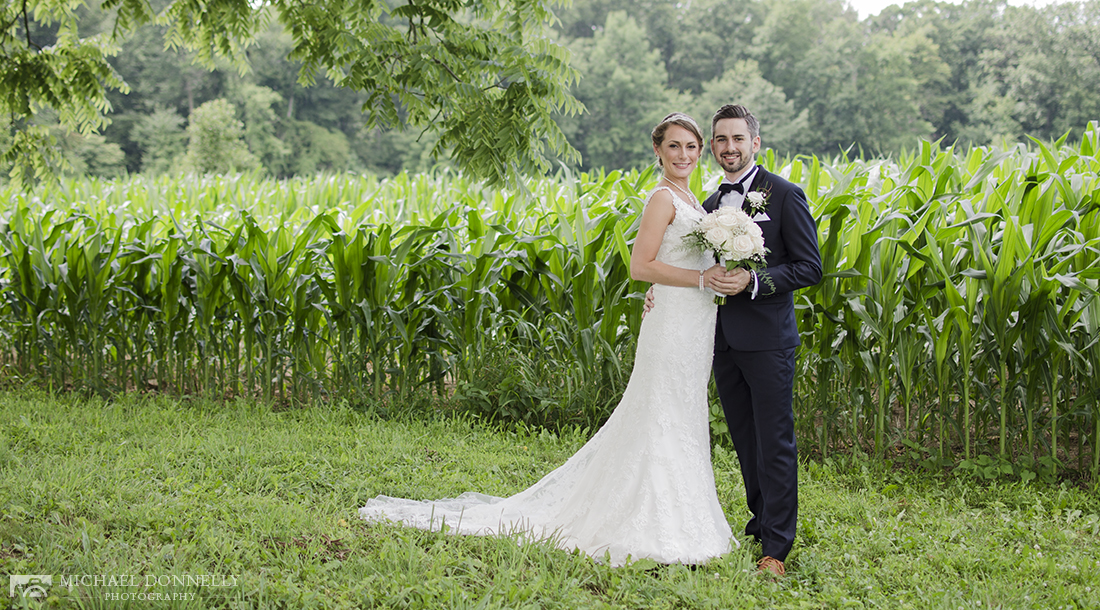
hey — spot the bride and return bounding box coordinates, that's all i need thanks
[360,113,738,567]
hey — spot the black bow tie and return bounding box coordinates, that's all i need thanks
[718,182,745,195]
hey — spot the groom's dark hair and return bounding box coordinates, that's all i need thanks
[711,105,760,140]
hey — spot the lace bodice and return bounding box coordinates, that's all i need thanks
[648,185,712,270]
[360,185,732,567]
[644,185,716,316]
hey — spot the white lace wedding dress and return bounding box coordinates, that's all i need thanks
[359,187,734,566]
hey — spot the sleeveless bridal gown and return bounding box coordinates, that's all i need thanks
[359,187,734,566]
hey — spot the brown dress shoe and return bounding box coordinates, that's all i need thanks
[756,556,785,576]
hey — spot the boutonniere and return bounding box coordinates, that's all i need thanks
[745,187,770,215]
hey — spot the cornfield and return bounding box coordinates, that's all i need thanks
[1,124,1098,480]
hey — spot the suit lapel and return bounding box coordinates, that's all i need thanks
[702,191,722,213]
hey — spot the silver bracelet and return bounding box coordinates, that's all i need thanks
[699,270,705,291]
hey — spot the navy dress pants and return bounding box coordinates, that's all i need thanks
[712,343,798,561]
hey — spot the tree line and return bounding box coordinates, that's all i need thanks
[4,0,1100,180]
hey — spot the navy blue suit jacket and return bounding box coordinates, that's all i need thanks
[702,167,822,352]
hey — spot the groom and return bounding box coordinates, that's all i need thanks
[702,104,821,576]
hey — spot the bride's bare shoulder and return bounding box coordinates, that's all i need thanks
[645,186,676,211]
[639,189,677,231]
[647,185,673,200]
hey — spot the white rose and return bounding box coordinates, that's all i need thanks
[746,222,763,238]
[715,209,745,229]
[751,234,765,252]
[705,227,733,248]
[729,234,756,259]
[746,192,766,207]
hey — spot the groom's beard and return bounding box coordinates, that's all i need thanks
[717,152,752,175]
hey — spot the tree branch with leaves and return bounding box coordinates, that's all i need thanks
[1,0,129,183]
[1,0,582,186]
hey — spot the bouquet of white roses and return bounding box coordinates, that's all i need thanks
[683,206,767,304]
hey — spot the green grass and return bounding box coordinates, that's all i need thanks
[1,390,1098,609]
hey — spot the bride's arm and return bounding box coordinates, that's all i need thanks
[630,190,724,288]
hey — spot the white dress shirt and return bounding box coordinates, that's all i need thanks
[717,165,759,210]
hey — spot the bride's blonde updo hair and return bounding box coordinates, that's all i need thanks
[651,112,704,167]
